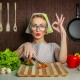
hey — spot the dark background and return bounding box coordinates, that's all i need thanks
[0,0,80,54]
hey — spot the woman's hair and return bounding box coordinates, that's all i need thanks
[30,14,48,26]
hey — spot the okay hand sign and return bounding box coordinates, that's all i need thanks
[52,13,66,34]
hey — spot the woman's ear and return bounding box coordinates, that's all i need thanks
[45,27,48,34]
[30,30,33,34]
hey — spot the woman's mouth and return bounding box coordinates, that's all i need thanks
[35,33,41,36]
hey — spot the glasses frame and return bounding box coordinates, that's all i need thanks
[30,24,47,31]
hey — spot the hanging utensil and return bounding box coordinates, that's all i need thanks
[13,2,17,32]
[6,3,10,32]
[0,3,3,32]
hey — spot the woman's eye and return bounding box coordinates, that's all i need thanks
[31,25,36,27]
[40,26,45,28]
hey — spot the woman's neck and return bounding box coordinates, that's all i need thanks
[32,37,47,44]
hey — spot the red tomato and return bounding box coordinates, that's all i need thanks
[67,54,79,68]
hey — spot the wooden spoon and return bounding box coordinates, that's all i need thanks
[13,2,17,32]
[0,3,3,32]
[6,3,10,32]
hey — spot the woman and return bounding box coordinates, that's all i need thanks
[15,13,67,63]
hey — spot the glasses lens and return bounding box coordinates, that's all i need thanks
[31,25,47,31]
[39,26,46,31]
[31,25,36,30]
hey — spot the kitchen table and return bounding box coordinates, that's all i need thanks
[0,64,80,80]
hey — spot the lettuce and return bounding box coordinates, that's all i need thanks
[0,48,21,71]
[22,61,34,66]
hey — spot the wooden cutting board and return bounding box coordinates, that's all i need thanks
[17,62,69,77]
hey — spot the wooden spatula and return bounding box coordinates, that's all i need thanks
[13,2,17,32]
[0,3,3,32]
[6,3,10,32]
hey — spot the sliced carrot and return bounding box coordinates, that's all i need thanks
[37,66,42,69]
[42,63,48,67]
[28,59,32,63]
[37,63,48,69]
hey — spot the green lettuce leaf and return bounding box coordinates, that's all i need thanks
[0,48,21,71]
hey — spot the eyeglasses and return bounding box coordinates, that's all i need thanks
[30,25,47,31]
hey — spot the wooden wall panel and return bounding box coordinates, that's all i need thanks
[0,0,80,54]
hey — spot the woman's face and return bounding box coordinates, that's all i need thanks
[30,17,47,39]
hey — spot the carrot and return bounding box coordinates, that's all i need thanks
[28,59,32,63]
[37,63,48,69]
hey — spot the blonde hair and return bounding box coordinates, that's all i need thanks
[30,14,48,27]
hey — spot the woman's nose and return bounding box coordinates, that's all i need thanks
[36,27,40,31]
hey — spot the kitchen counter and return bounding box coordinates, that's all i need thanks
[0,64,80,80]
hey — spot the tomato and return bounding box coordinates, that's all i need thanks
[67,54,79,68]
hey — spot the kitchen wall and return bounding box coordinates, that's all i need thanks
[0,0,80,54]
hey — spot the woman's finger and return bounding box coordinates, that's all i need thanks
[56,13,59,22]
[26,50,30,58]
[29,51,33,59]
[62,17,65,24]
[52,21,58,26]
[60,14,63,21]
[23,44,29,56]
[52,22,59,31]
[52,21,58,28]
[33,53,38,60]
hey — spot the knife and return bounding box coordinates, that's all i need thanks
[31,57,43,64]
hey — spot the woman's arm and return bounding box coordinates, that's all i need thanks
[15,46,24,58]
[52,13,67,63]
[59,32,67,63]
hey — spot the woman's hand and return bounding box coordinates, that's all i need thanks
[52,13,66,35]
[23,42,38,60]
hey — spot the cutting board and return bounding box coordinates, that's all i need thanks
[17,62,69,77]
